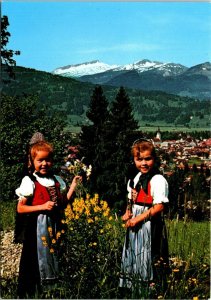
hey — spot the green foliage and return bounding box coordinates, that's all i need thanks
[1,15,20,80]
[59,195,123,299]
[79,86,110,197]
[102,86,139,209]
[1,278,19,299]
[2,66,95,119]
[0,199,16,231]
[86,85,109,125]
[0,93,67,202]
[167,220,210,265]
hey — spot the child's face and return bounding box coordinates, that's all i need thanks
[33,150,53,175]
[134,150,155,174]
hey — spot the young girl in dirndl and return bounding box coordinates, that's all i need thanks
[120,139,169,290]
[15,134,81,298]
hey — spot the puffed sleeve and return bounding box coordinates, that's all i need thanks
[15,176,35,199]
[54,175,67,194]
[150,174,169,204]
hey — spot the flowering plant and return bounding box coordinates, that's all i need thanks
[62,157,92,197]
[66,158,92,180]
[59,193,124,298]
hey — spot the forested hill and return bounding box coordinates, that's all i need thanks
[2,66,210,128]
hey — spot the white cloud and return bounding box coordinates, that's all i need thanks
[77,43,162,55]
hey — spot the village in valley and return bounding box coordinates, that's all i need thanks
[150,129,211,220]
[152,128,211,171]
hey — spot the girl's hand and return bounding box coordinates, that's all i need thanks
[70,175,82,190]
[42,201,55,211]
[122,210,133,221]
[125,217,138,228]
[17,199,56,213]
[67,175,82,200]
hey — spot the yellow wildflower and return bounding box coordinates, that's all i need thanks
[103,211,109,217]
[94,194,99,200]
[50,248,54,253]
[87,218,94,223]
[41,236,46,241]
[173,268,180,272]
[48,227,52,232]
[85,209,91,216]
[51,239,56,244]
[94,206,101,213]
[56,232,61,239]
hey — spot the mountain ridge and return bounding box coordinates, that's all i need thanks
[52,59,211,100]
[52,58,188,77]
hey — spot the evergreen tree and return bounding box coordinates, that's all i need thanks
[80,86,139,211]
[79,86,109,194]
[100,86,139,210]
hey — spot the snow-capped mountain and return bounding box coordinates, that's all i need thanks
[113,59,187,76]
[52,59,211,100]
[52,60,119,77]
[52,59,187,78]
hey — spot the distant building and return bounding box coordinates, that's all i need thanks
[156,127,161,141]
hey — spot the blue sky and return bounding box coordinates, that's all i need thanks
[2,1,211,72]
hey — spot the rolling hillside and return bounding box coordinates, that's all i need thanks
[2,66,210,130]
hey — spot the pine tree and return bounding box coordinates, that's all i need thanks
[100,86,139,210]
[79,86,109,194]
[80,86,139,211]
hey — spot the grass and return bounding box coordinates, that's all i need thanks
[167,219,210,265]
[62,114,211,134]
[0,200,16,231]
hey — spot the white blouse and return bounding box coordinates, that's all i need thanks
[127,172,169,204]
[15,172,67,200]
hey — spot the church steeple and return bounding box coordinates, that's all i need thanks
[156,127,161,141]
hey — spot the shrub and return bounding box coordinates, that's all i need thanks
[58,194,124,299]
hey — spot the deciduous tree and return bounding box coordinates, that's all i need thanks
[0,93,66,202]
[1,15,20,81]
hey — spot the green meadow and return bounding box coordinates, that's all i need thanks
[0,199,210,299]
